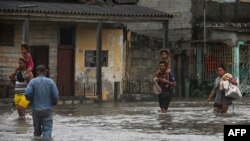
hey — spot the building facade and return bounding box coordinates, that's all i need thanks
[0,0,172,100]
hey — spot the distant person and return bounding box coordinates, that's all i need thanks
[9,57,33,119]
[207,64,237,113]
[155,61,176,113]
[25,65,59,140]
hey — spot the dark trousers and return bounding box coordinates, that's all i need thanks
[158,91,172,110]
[32,109,53,140]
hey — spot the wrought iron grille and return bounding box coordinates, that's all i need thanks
[189,42,233,81]
[239,44,250,95]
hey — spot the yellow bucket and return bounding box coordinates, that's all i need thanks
[14,94,30,109]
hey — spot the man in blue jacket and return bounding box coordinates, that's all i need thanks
[25,65,59,140]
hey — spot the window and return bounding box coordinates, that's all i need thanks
[85,50,108,67]
[0,24,14,46]
[60,27,74,45]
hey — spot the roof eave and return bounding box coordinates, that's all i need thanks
[0,12,171,23]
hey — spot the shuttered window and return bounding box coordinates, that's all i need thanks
[85,50,108,67]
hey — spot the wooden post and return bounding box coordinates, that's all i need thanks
[163,21,169,49]
[96,22,103,101]
[22,19,29,43]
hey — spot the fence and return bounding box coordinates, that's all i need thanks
[189,42,233,81]
[122,80,158,101]
[123,80,154,94]
[239,44,250,95]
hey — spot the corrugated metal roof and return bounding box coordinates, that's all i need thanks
[0,1,172,22]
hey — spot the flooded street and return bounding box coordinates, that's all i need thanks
[1,99,250,141]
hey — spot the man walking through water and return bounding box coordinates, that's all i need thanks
[155,61,176,113]
[25,65,59,140]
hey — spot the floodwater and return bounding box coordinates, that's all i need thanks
[0,98,250,141]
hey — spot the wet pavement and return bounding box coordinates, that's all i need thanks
[1,98,250,141]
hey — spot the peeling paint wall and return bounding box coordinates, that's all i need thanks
[1,21,124,100]
[75,24,124,99]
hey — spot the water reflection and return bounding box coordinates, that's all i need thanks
[157,114,173,130]
[15,118,31,134]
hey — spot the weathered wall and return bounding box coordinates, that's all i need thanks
[75,24,124,99]
[0,21,58,81]
[0,20,21,80]
[127,32,162,81]
[29,21,58,80]
[192,0,250,44]
[0,21,124,100]
[125,0,193,85]
[127,0,193,42]
[210,30,250,45]
[192,0,250,24]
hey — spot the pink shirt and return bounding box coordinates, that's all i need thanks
[22,52,34,71]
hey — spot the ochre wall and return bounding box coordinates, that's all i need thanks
[0,21,124,100]
[75,24,124,99]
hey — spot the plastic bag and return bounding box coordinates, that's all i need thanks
[225,83,242,99]
[153,77,162,95]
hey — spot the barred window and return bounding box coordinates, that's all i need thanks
[60,27,74,45]
[85,50,108,67]
[189,42,233,80]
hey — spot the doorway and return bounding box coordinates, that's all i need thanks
[30,45,49,77]
[57,26,75,96]
[57,46,74,96]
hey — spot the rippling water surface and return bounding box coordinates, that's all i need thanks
[1,99,249,141]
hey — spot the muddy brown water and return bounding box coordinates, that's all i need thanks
[0,98,249,141]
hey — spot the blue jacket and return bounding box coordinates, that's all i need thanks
[25,75,59,110]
